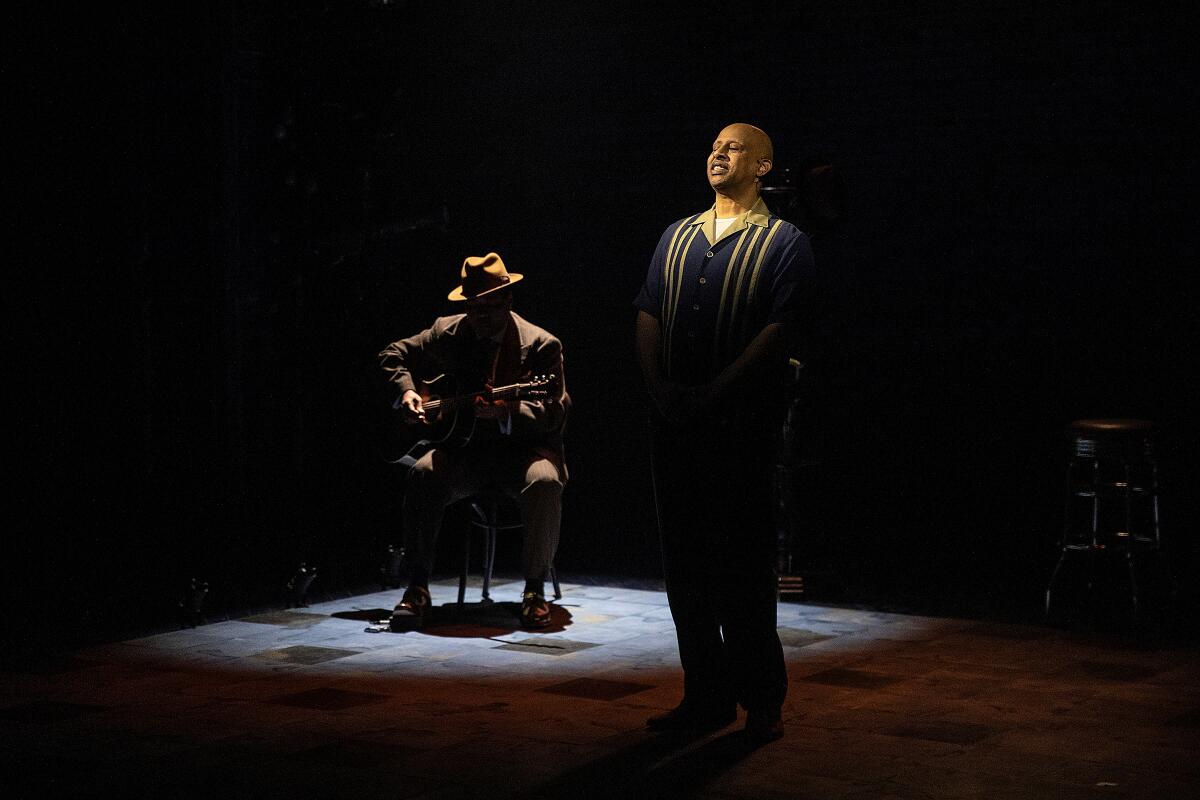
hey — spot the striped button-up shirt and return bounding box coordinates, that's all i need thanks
[635,197,815,383]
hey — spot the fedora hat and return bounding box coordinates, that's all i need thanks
[447,252,524,301]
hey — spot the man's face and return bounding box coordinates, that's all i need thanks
[707,124,770,193]
[463,291,512,339]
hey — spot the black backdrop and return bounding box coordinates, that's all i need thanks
[12,1,1198,645]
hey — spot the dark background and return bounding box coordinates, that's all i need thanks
[12,1,1198,646]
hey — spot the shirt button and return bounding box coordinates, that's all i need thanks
[692,304,700,311]
[699,277,707,285]
[705,251,714,258]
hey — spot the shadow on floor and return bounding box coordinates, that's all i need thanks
[331,601,575,636]
[526,726,764,800]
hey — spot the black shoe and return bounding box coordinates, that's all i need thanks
[390,586,431,631]
[646,702,736,732]
[743,708,784,744]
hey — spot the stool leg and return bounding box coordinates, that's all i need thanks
[458,525,470,608]
[1048,458,1079,620]
[1122,460,1138,617]
[1150,461,1162,549]
[1088,459,1100,548]
[1045,549,1068,619]
[1122,459,1133,544]
[550,565,561,601]
[482,524,496,603]
[1125,549,1140,621]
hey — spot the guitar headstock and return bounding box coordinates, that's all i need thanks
[489,373,558,401]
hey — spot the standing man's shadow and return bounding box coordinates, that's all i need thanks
[524,726,769,799]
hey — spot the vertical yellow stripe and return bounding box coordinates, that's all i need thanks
[662,224,700,331]
[666,225,700,332]
[664,218,702,326]
[712,226,753,362]
[658,219,691,371]
[745,220,783,312]
[739,219,784,348]
[663,225,701,373]
[723,225,765,358]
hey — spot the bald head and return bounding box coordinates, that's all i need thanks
[707,122,774,197]
[722,123,773,161]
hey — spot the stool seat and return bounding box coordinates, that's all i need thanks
[1068,419,1154,435]
[1067,420,1156,460]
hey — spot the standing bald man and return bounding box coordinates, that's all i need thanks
[634,123,816,743]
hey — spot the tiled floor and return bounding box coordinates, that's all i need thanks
[3,578,1199,798]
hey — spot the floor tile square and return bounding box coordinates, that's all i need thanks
[251,645,362,665]
[777,628,836,648]
[492,638,601,656]
[241,611,329,628]
[878,721,998,744]
[537,677,656,701]
[266,687,391,710]
[801,667,903,689]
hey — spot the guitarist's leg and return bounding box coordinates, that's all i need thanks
[404,448,479,586]
[487,452,564,628]
[515,457,565,593]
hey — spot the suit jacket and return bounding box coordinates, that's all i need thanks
[379,312,569,474]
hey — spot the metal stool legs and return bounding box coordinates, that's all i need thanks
[457,496,561,609]
[1045,419,1162,624]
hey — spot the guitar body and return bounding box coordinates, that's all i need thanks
[391,374,477,470]
[384,372,556,472]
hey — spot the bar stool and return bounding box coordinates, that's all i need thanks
[458,492,561,608]
[1045,419,1161,621]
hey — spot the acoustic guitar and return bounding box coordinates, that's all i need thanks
[389,373,557,471]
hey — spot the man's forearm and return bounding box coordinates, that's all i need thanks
[635,310,664,387]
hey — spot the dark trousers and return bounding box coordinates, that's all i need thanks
[404,444,563,583]
[651,423,787,713]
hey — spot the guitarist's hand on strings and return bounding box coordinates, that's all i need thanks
[400,390,428,424]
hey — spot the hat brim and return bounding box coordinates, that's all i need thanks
[447,273,523,301]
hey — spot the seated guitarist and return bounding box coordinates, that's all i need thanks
[379,252,569,629]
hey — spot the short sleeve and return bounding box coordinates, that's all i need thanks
[633,223,679,318]
[764,226,816,327]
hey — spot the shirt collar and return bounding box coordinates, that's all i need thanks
[688,197,773,244]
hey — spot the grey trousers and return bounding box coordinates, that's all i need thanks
[404,445,564,582]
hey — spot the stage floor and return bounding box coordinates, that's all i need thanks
[3,579,1199,798]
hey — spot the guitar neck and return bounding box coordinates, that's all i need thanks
[422,381,531,412]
